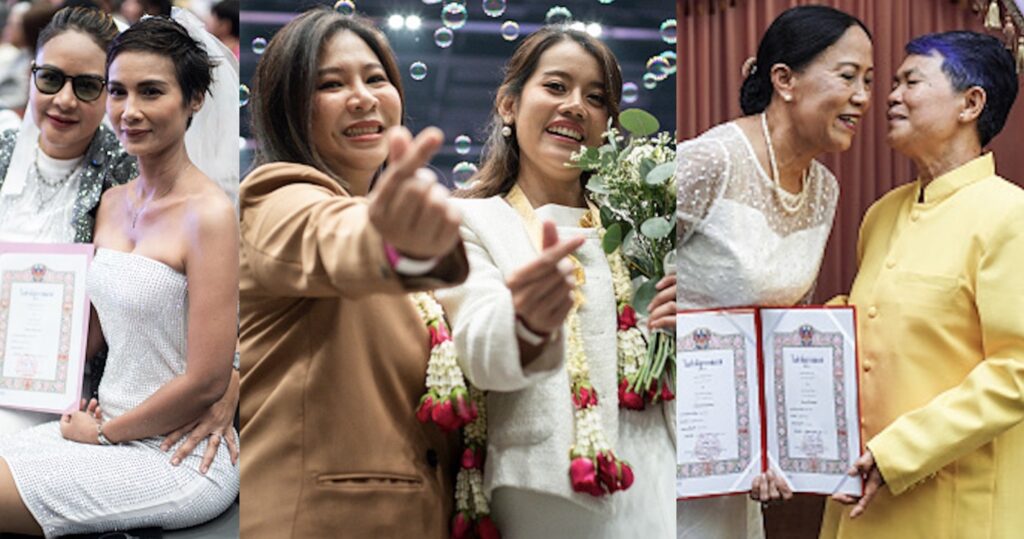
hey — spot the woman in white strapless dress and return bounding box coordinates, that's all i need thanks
[0,16,238,536]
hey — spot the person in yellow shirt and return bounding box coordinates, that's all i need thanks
[820,31,1022,539]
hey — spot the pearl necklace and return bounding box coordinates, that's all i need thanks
[760,112,807,213]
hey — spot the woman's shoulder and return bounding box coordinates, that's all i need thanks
[240,161,346,203]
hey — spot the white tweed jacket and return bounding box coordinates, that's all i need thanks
[437,196,634,513]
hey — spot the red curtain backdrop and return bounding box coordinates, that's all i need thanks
[675,2,1024,536]
[676,0,1024,304]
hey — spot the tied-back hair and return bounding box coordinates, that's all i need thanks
[740,5,871,115]
[107,16,216,121]
[457,26,623,199]
[248,8,405,189]
[906,31,1018,147]
[37,6,118,53]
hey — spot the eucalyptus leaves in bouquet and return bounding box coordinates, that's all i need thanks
[571,108,676,407]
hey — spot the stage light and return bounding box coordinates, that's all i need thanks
[569,21,585,32]
[586,23,603,37]
[387,14,404,29]
[406,15,422,30]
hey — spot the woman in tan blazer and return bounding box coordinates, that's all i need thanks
[238,9,469,538]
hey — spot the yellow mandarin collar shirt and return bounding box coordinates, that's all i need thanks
[821,153,1024,539]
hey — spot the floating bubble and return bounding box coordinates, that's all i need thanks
[544,6,572,25]
[599,0,614,4]
[442,3,468,29]
[660,19,677,45]
[434,27,454,48]
[483,0,506,18]
[410,61,428,81]
[500,20,520,41]
[455,135,472,155]
[333,0,355,15]
[452,161,478,188]
[239,84,250,107]
[642,72,657,90]
[659,50,677,76]
[423,0,442,4]
[646,54,671,82]
[238,137,247,151]
[622,82,639,104]
[251,37,267,55]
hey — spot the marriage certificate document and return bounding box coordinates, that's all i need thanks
[676,307,862,499]
[0,243,92,413]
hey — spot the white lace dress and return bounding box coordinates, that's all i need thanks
[0,249,238,537]
[675,122,838,539]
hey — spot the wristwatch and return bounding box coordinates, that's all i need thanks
[97,422,114,446]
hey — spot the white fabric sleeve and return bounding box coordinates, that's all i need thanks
[435,222,563,392]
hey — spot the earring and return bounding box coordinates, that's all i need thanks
[501,124,513,138]
[783,94,793,102]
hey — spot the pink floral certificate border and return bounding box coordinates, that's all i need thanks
[677,330,753,478]
[0,266,74,393]
[771,327,849,475]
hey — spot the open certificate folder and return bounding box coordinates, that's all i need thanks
[676,307,863,499]
[0,243,92,414]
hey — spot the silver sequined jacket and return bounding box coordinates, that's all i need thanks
[0,124,137,243]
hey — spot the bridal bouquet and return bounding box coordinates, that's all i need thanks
[571,109,676,405]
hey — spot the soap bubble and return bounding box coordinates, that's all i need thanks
[483,0,506,18]
[500,20,520,41]
[434,27,454,48]
[622,82,639,104]
[333,0,355,16]
[646,54,671,82]
[452,161,478,188]
[642,72,657,90]
[545,6,572,25]
[410,61,428,81]
[239,84,250,107]
[251,37,267,55]
[442,3,468,30]
[660,19,677,45]
[455,135,472,155]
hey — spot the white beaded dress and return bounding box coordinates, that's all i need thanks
[675,122,839,539]
[0,249,239,537]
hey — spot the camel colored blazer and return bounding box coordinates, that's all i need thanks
[239,163,467,538]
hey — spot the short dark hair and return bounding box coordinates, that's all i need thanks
[249,8,405,187]
[211,0,238,38]
[107,16,215,112]
[741,5,871,115]
[37,6,117,54]
[906,31,1018,147]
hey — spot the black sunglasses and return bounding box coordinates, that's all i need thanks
[31,64,106,102]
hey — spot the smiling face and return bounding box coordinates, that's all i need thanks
[502,39,610,186]
[786,25,874,153]
[887,52,968,158]
[106,51,198,158]
[309,30,402,187]
[32,30,108,160]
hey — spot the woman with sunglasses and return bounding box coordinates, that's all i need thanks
[0,14,239,536]
[0,5,238,481]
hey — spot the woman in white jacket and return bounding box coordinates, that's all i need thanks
[436,26,675,538]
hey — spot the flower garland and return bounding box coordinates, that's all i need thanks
[415,185,678,517]
[411,292,499,539]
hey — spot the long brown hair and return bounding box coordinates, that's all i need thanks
[248,8,404,189]
[457,27,623,199]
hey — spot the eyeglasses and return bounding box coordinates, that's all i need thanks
[30,64,106,102]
